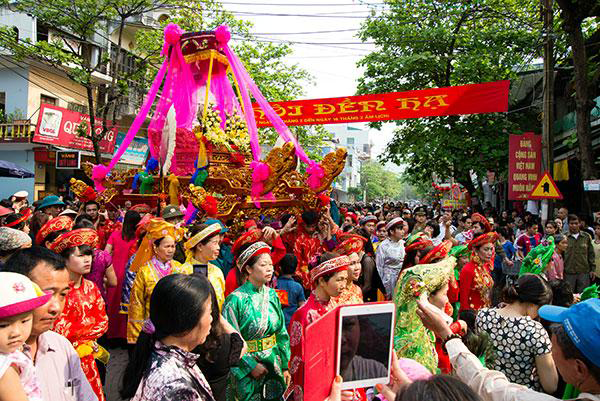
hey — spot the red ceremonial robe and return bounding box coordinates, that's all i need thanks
[287,293,332,401]
[459,261,493,312]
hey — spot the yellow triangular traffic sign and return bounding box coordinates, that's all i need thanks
[529,172,563,199]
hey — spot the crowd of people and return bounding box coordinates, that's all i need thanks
[0,190,599,401]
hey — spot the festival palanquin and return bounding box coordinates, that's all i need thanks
[70,24,346,227]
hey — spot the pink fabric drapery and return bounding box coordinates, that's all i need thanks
[93,23,184,191]
[214,25,326,199]
[94,23,327,199]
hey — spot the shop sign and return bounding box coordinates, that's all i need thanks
[253,80,510,127]
[34,103,117,153]
[56,151,81,169]
[115,133,149,165]
[442,199,468,209]
[583,180,600,191]
[508,132,541,200]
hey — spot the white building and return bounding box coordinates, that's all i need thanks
[324,124,372,200]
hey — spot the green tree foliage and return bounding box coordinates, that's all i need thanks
[357,0,543,193]
[350,161,405,201]
[0,0,174,161]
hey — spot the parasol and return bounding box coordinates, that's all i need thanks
[0,160,34,178]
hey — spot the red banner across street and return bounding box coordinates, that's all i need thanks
[253,80,510,127]
[33,103,117,153]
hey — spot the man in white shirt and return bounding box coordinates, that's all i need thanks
[4,247,98,401]
[375,218,406,297]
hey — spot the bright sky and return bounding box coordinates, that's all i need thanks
[222,0,397,158]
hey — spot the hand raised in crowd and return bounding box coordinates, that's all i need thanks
[318,218,332,241]
[375,352,413,401]
[281,215,297,235]
[262,226,277,244]
[250,363,269,379]
[324,204,337,226]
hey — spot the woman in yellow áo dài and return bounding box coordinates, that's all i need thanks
[182,222,226,309]
[127,218,186,344]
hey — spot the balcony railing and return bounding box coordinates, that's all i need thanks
[0,121,36,140]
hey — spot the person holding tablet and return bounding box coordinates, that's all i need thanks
[416,298,600,401]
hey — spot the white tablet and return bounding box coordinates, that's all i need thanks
[336,303,395,390]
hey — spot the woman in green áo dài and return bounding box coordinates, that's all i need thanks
[222,242,291,401]
[392,256,456,373]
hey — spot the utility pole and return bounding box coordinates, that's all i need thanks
[541,0,554,223]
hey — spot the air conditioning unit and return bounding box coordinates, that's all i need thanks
[142,15,156,27]
[118,101,137,117]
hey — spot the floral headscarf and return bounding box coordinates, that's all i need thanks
[393,256,456,373]
[0,227,32,251]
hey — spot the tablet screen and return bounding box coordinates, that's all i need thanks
[339,312,393,383]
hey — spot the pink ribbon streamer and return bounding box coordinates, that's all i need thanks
[221,46,262,160]
[148,26,197,162]
[216,25,325,194]
[93,23,183,191]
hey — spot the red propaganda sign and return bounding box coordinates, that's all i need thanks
[253,80,510,127]
[508,132,542,200]
[34,103,117,153]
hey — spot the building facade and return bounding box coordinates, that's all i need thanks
[0,7,150,201]
[324,124,372,201]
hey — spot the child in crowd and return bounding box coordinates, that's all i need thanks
[547,234,567,281]
[275,253,306,328]
[0,272,52,401]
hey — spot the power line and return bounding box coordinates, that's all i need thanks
[232,35,373,52]
[255,38,375,45]
[253,28,360,35]
[286,53,366,58]
[0,55,87,99]
[0,57,72,113]
[225,10,372,18]
[0,56,150,125]
[219,1,386,6]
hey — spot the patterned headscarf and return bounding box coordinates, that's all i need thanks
[184,223,222,261]
[0,227,32,251]
[35,216,74,245]
[405,232,433,252]
[237,241,271,270]
[310,255,350,286]
[48,229,99,254]
[419,240,453,264]
[333,233,366,256]
[449,245,470,259]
